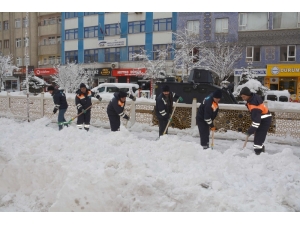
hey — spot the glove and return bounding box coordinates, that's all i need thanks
[82,109,87,114]
[98,97,102,102]
[169,117,172,122]
[211,126,216,131]
[127,116,130,121]
[132,96,136,101]
[53,108,58,114]
[178,97,183,102]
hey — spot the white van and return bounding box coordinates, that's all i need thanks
[92,83,139,97]
[264,90,290,102]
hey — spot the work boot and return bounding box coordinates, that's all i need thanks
[254,149,263,155]
[261,145,265,153]
[84,127,89,132]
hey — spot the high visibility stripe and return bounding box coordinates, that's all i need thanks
[55,104,60,109]
[161,112,166,116]
[261,114,272,119]
[119,112,124,117]
[84,125,90,128]
[76,104,82,109]
[251,124,259,128]
[159,110,166,113]
[173,93,176,97]
[77,124,83,129]
[162,98,167,105]
[247,103,269,114]
[205,119,212,124]
[253,144,263,149]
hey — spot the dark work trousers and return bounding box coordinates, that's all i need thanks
[197,118,210,148]
[253,116,272,153]
[108,115,121,131]
[77,110,91,125]
[58,108,67,130]
[158,118,169,137]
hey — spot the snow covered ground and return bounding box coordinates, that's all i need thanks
[1,117,300,214]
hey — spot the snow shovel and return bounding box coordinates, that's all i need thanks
[243,135,249,149]
[211,130,215,150]
[163,99,180,135]
[58,102,99,126]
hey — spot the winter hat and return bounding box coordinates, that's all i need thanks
[239,87,252,96]
[213,89,223,99]
[119,91,127,98]
[47,86,55,91]
[162,85,170,92]
[80,83,86,88]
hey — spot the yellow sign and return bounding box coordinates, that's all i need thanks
[267,64,300,77]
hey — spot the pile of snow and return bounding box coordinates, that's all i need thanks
[1,117,300,212]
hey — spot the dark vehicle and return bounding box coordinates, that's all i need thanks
[155,68,237,104]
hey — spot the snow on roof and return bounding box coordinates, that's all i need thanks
[265,90,290,97]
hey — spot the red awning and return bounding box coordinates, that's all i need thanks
[34,68,57,76]
[112,68,146,77]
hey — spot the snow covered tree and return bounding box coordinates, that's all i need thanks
[0,54,19,92]
[172,29,207,80]
[22,71,50,95]
[132,48,169,98]
[202,38,243,84]
[52,62,88,93]
[233,62,269,98]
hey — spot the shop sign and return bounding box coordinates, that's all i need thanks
[267,64,300,76]
[34,68,57,76]
[234,69,266,76]
[112,68,146,77]
[13,66,34,75]
[98,38,126,48]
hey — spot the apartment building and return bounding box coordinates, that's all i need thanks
[177,12,300,101]
[61,12,177,85]
[0,12,38,91]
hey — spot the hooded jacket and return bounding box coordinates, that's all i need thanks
[75,88,100,111]
[52,89,68,110]
[107,92,134,119]
[245,93,271,135]
[196,93,219,127]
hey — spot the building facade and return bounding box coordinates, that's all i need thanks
[0,12,38,91]
[61,12,177,85]
[178,12,300,101]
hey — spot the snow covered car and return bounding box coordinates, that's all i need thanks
[91,83,139,98]
[264,90,290,102]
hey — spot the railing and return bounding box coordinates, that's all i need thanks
[0,93,300,141]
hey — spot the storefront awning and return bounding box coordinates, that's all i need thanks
[112,68,146,77]
[34,68,57,76]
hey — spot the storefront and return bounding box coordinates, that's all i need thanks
[83,68,113,87]
[112,68,146,83]
[34,68,58,90]
[233,68,266,91]
[265,64,300,102]
[11,66,34,91]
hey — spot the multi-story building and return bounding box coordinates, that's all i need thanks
[61,12,177,86]
[177,12,300,101]
[0,12,38,91]
[35,12,61,84]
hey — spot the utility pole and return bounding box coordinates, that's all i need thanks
[25,12,30,122]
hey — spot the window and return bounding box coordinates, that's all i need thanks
[4,21,9,30]
[57,36,61,43]
[238,13,268,31]
[23,17,28,27]
[84,26,98,38]
[4,40,9,48]
[43,58,48,65]
[24,57,30,66]
[65,12,78,19]
[246,46,260,62]
[153,44,172,60]
[215,18,228,33]
[65,50,78,63]
[57,16,61,23]
[24,38,29,47]
[187,20,199,34]
[65,29,78,40]
[105,24,120,36]
[56,56,61,64]
[84,12,97,16]
[16,57,22,66]
[153,18,172,31]
[84,49,98,63]
[15,19,21,28]
[104,48,120,62]
[128,21,145,34]
[273,12,300,29]
[49,56,55,64]
[280,45,296,61]
[128,46,145,61]
[48,37,56,44]
[49,17,56,25]
[16,38,22,48]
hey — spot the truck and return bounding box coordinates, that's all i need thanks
[155,68,237,104]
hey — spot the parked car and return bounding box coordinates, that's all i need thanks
[91,83,139,98]
[263,90,290,102]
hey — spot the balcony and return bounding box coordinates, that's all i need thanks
[38,43,61,55]
[38,23,61,36]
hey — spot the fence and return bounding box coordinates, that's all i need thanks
[0,92,300,140]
